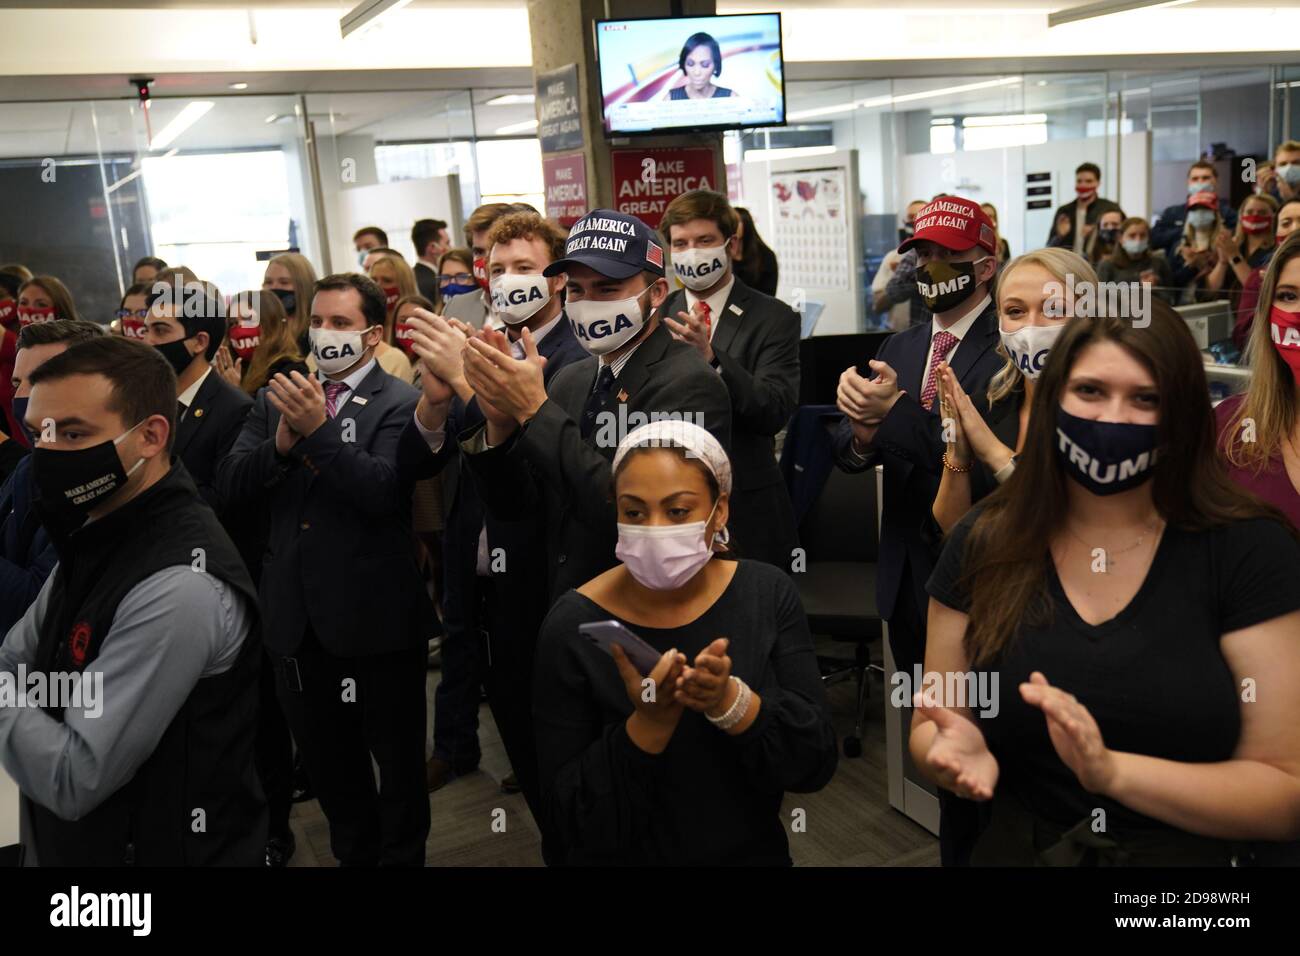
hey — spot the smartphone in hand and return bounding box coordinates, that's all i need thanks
[578,620,662,676]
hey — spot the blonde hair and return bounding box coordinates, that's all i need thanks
[987,248,1098,406]
[367,251,418,344]
[266,253,317,344]
[1222,232,1300,473]
[1234,192,1278,252]
[1183,202,1225,251]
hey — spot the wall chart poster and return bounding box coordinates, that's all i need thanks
[769,167,850,291]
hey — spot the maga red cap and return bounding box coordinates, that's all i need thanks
[1187,191,1218,210]
[898,196,997,255]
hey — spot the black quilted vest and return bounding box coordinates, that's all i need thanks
[27,463,265,866]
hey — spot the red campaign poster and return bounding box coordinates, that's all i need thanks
[542,152,588,227]
[610,146,718,229]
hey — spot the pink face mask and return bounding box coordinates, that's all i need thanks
[615,502,725,591]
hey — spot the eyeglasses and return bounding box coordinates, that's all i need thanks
[115,308,149,319]
[438,273,474,285]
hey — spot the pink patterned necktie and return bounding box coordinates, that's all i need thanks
[323,381,349,418]
[919,330,958,411]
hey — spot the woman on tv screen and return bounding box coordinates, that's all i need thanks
[670,32,737,100]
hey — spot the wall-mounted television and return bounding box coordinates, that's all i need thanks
[595,13,786,136]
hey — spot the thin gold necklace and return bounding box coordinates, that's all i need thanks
[1063,517,1163,572]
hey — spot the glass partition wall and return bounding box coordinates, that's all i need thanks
[0,67,1283,331]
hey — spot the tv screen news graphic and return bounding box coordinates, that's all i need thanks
[595,13,785,136]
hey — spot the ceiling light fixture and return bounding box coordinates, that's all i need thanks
[340,0,413,39]
[485,93,536,106]
[494,119,539,135]
[1047,0,1198,29]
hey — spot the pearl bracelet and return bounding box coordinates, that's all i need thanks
[706,676,751,731]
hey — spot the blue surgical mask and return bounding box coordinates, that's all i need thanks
[1121,238,1148,257]
[1187,209,1215,230]
[1187,182,1214,195]
[1278,163,1300,187]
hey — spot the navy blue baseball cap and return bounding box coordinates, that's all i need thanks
[543,208,665,280]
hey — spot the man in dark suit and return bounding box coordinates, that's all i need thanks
[457,208,732,601]
[141,276,253,519]
[659,189,800,569]
[1046,162,1123,254]
[411,218,450,302]
[217,272,431,867]
[1150,159,1238,255]
[397,212,586,855]
[833,196,1004,867]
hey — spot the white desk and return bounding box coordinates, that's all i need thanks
[877,465,940,836]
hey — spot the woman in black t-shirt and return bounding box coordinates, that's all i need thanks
[533,420,836,865]
[915,300,1300,865]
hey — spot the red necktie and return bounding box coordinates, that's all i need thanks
[919,330,958,411]
[324,381,348,418]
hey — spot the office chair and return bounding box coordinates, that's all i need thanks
[784,408,883,758]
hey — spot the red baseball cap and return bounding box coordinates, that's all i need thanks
[1187,191,1218,210]
[898,196,997,255]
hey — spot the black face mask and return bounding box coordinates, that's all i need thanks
[269,287,296,316]
[915,257,987,313]
[1099,227,1120,244]
[31,421,146,528]
[1055,406,1158,496]
[154,337,198,377]
[899,223,915,242]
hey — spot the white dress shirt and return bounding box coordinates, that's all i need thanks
[176,365,213,417]
[684,273,736,343]
[922,292,990,382]
[319,355,378,415]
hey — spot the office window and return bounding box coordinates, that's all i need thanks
[962,114,1049,151]
[142,149,292,296]
[474,138,545,212]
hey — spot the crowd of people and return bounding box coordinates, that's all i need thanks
[0,160,1296,868]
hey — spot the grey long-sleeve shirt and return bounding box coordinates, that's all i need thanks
[0,565,251,822]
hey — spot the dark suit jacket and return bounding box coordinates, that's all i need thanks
[1046,196,1123,250]
[0,455,55,638]
[662,277,800,567]
[396,316,587,644]
[833,298,1003,623]
[176,369,253,516]
[459,320,732,599]
[216,362,431,657]
[413,261,440,303]
[1151,198,1237,255]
